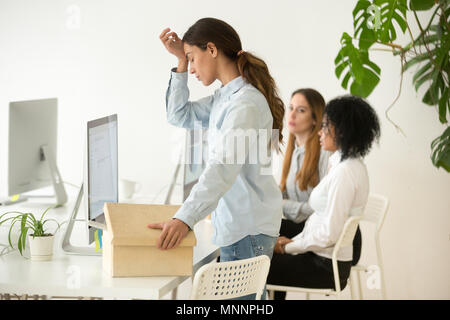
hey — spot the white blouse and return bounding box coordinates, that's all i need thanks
[284,150,369,261]
[282,143,330,223]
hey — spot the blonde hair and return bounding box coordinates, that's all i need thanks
[279,89,325,191]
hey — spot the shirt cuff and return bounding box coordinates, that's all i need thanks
[173,205,196,230]
[284,238,306,255]
[170,68,188,81]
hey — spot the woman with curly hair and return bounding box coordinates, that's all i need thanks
[267,95,380,299]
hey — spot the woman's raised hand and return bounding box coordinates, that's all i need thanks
[160,28,185,61]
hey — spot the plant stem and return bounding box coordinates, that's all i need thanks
[413,9,436,60]
[405,18,418,55]
[369,47,398,52]
[385,52,407,138]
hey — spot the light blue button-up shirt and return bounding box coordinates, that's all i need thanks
[165,69,282,247]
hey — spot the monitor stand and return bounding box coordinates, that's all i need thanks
[0,145,68,207]
[61,184,102,256]
[41,145,67,205]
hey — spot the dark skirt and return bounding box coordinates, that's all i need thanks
[266,219,362,300]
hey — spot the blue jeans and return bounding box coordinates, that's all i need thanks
[219,234,277,300]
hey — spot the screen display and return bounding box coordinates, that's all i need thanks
[88,116,118,220]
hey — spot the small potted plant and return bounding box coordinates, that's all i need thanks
[0,206,61,261]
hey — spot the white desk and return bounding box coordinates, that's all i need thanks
[0,191,219,299]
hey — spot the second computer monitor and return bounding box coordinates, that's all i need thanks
[8,98,67,205]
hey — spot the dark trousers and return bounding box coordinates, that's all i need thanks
[267,219,362,300]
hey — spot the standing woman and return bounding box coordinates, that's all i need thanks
[149,18,284,277]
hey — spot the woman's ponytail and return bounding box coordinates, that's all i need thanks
[236,52,285,152]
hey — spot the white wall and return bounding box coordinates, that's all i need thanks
[0,0,448,299]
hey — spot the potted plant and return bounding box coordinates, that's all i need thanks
[0,206,61,261]
[334,0,449,172]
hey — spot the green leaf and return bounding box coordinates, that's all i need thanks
[18,215,28,256]
[431,126,450,172]
[335,59,347,78]
[0,211,28,225]
[18,226,29,256]
[422,69,442,105]
[438,88,449,123]
[17,228,22,255]
[412,61,432,84]
[335,32,381,97]
[20,214,27,233]
[34,221,44,236]
[342,72,352,89]
[403,49,437,71]
[374,0,408,42]
[8,216,23,249]
[351,0,409,51]
[0,215,22,227]
[353,0,378,50]
[410,0,436,11]
[39,206,55,224]
[414,33,440,47]
[27,212,37,226]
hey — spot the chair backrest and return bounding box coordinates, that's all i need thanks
[334,216,363,253]
[331,215,363,292]
[191,255,271,300]
[361,193,389,231]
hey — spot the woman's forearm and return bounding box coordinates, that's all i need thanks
[176,58,188,73]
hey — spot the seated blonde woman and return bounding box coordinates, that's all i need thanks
[280,88,330,225]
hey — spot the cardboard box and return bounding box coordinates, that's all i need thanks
[102,203,196,277]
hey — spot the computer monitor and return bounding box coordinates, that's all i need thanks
[61,114,118,255]
[4,98,67,206]
[84,114,118,244]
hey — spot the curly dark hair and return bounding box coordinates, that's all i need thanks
[324,95,381,161]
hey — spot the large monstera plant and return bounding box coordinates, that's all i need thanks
[335,0,450,172]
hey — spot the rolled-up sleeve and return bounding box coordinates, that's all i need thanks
[173,102,260,229]
[165,68,213,129]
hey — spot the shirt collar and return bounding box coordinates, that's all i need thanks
[329,149,342,169]
[217,76,245,98]
[294,141,305,154]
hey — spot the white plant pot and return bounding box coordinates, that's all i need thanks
[28,234,55,261]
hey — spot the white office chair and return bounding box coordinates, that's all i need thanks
[267,215,363,300]
[191,255,271,300]
[349,193,389,300]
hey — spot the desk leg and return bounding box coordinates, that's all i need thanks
[171,288,178,300]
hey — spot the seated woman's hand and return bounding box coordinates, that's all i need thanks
[274,236,293,254]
